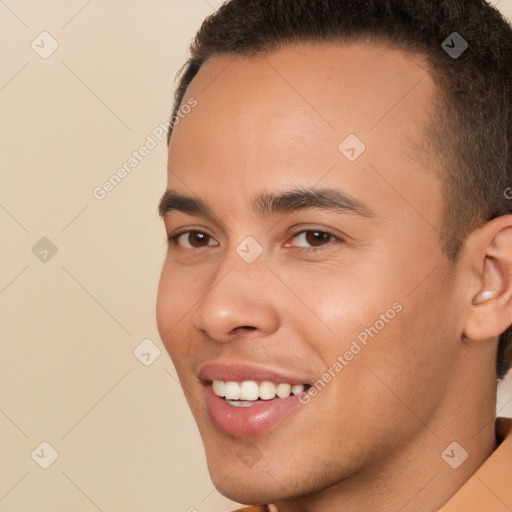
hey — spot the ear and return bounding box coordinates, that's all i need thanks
[463,215,512,341]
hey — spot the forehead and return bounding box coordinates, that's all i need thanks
[167,42,441,226]
[174,42,434,137]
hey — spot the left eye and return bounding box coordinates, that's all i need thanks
[285,230,338,249]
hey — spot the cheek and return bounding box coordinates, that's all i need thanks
[338,278,458,425]
[284,256,457,415]
[155,261,196,361]
[276,258,399,350]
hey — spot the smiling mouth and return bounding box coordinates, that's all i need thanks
[211,379,311,407]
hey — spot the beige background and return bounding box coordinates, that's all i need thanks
[1,1,512,511]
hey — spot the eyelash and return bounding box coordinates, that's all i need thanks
[167,229,341,253]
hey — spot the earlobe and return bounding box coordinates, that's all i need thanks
[463,218,512,341]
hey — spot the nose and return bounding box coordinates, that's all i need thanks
[192,253,280,343]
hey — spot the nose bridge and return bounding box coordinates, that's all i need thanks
[192,241,279,340]
[209,229,270,294]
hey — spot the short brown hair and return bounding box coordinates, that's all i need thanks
[167,0,512,379]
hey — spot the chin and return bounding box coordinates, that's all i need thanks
[204,452,281,503]
[212,469,305,507]
[214,482,274,507]
[205,451,337,506]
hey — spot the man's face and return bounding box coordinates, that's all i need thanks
[157,43,463,503]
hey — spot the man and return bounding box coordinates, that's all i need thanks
[156,1,512,510]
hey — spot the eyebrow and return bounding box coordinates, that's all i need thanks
[158,187,374,220]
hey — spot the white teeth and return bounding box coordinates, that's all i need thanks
[259,380,276,400]
[212,380,225,397]
[291,384,305,395]
[240,380,259,401]
[276,383,292,398]
[226,400,256,407]
[224,381,240,400]
[212,379,307,401]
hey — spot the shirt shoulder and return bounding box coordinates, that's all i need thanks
[230,508,268,512]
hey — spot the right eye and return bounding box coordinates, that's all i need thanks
[168,230,219,249]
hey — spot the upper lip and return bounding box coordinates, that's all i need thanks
[198,362,311,386]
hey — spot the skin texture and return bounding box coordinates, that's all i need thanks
[156,43,512,512]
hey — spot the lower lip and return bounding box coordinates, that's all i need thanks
[204,386,304,436]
